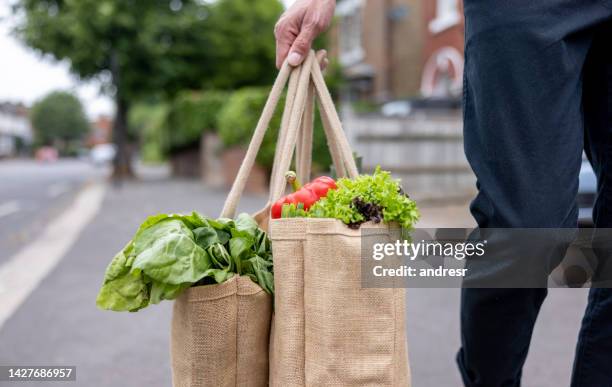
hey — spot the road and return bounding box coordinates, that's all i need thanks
[0,160,593,386]
[0,159,107,261]
[0,161,266,387]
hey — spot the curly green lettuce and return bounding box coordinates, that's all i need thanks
[308,166,420,231]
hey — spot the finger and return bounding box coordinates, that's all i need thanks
[315,49,328,70]
[287,26,316,66]
[276,36,293,69]
[274,20,296,69]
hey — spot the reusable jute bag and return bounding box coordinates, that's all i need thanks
[170,275,272,387]
[222,51,410,387]
[170,56,318,387]
[170,61,305,386]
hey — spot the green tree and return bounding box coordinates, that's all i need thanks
[14,0,283,178]
[128,102,169,163]
[205,0,283,89]
[30,91,89,153]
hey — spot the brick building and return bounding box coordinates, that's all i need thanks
[331,0,464,101]
[420,0,464,98]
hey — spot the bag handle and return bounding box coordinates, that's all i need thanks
[269,65,303,198]
[265,54,347,214]
[270,55,348,200]
[268,52,316,203]
[290,52,350,184]
[268,55,359,204]
[295,81,314,184]
[221,51,359,219]
[220,61,292,218]
[310,58,359,179]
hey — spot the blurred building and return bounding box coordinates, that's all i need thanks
[331,0,464,102]
[0,102,33,157]
[421,0,464,98]
[87,115,113,147]
[333,0,473,201]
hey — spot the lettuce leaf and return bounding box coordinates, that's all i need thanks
[131,219,212,285]
[96,244,149,312]
[96,211,274,312]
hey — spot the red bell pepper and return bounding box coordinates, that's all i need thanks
[271,172,337,218]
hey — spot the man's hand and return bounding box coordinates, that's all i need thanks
[274,0,336,69]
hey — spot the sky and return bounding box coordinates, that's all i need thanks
[0,0,294,119]
[0,3,113,118]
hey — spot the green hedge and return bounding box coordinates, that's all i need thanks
[129,103,169,163]
[217,87,332,172]
[162,85,337,172]
[164,90,229,152]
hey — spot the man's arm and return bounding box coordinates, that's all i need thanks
[274,0,335,68]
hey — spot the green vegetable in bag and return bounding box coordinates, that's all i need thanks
[309,166,420,231]
[96,212,273,312]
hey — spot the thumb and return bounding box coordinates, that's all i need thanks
[287,27,316,66]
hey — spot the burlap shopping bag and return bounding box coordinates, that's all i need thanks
[269,219,409,386]
[171,56,316,387]
[169,60,297,386]
[221,51,410,386]
[268,53,410,387]
[170,275,272,387]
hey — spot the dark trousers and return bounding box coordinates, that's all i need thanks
[459,1,612,386]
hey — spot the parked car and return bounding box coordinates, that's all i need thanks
[90,143,116,166]
[35,146,59,162]
[381,101,412,117]
[380,97,461,118]
[578,157,597,227]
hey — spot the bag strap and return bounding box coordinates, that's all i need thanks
[295,81,314,184]
[319,100,347,179]
[220,61,292,218]
[221,51,359,219]
[268,52,316,203]
[268,55,359,204]
[310,58,359,179]
[269,65,302,198]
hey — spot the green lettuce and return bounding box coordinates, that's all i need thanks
[96,212,273,312]
[309,166,420,232]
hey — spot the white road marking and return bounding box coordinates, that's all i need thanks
[47,182,70,198]
[0,201,20,219]
[0,182,106,331]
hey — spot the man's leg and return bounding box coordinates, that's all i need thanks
[458,1,611,386]
[572,20,612,387]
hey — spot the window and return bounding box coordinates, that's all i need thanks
[336,0,364,66]
[429,0,460,34]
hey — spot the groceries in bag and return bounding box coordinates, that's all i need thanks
[276,166,419,231]
[96,212,273,312]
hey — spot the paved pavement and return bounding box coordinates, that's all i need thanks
[0,162,266,387]
[0,159,107,262]
[411,206,589,387]
[0,161,593,386]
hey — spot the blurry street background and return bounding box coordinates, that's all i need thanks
[0,0,594,386]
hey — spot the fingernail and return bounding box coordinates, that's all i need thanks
[288,52,302,66]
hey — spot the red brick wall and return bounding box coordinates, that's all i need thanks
[422,0,464,63]
[421,0,464,96]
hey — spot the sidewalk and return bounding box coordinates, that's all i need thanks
[0,177,266,387]
[0,176,591,387]
[409,201,589,387]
